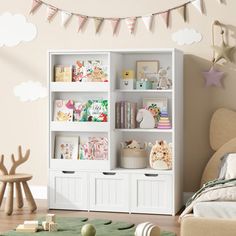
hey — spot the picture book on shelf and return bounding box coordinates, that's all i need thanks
[79,137,108,160]
[54,65,72,82]
[73,101,87,122]
[54,100,74,122]
[87,100,108,122]
[55,136,79,160]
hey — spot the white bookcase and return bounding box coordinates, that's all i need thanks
[48,49,183,215]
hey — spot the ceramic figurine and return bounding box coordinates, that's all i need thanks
[136,109,155,129]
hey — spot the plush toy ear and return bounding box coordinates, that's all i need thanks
[148,142,153,147]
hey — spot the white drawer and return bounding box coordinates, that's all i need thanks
[49,170,88,210]
[89,172,129,212]
[130,173,173,214]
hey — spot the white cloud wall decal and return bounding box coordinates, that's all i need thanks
[172,28,202,45]
[0,12,37,47]
[14,81,47,102]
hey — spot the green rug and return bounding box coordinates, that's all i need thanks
[1,217,175,236]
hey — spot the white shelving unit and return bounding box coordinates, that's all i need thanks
[48,49,183,215]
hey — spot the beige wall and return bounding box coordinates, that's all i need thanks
[0,0,235,192]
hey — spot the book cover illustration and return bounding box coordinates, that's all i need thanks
[55,65,72,82]
[54,100,74,122]
[73,101,88,122]
[87,99,108,122]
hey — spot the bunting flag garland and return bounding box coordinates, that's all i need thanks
[160,11,170,28]
[29,0,224,35]
[126,17,137,34]
[177,5,187,22]
[78,15,87,32]
[46,5,58,22]
[191,0,203,15]
[61,11,72,27]
[142,15,153,32]
[94,18,104,34]
[110,18,120,35]
[30,0,42,14]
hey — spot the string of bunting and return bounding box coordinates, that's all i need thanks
[29,0,223,35]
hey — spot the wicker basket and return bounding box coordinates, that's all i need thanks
[120,148,148,169]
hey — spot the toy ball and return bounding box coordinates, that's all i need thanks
[81,224,96,236]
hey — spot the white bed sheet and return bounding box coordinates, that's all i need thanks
[193,201,236,219]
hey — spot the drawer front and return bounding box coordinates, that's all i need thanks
[89,172,129,212]
[131,173,173,214]
[49,170,88,210]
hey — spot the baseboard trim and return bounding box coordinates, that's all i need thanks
[183,192,194,204]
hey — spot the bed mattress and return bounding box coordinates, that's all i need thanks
[193,201,236,219]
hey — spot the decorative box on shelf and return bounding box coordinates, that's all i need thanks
[120,79,136,90]
[136,80,152,90]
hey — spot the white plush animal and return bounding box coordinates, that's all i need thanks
[136,109,155,129]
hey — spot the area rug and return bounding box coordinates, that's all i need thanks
[0,217,176,236]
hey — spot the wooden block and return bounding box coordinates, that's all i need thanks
[16,224,37,233]
[46,213,56,223]
[24,220,39,228]
[42,221,49,231]
[49,222,58,232]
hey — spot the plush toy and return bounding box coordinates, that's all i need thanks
[81,224,96,236]
[124,140,141,149]
[149,140,172,170]
[157,67,172,90]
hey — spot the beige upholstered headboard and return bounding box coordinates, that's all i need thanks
[201,108,236,186]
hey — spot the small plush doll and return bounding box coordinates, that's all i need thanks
[157,67,172,90]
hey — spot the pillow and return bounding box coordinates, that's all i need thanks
[219,153,236,180]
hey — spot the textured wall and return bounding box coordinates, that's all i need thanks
[0,0,235,192]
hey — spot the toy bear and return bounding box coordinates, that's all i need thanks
[157,67,172,90]
[149,140,172,170]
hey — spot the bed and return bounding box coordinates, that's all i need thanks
[180,108,236,236]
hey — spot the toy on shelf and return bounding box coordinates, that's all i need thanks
[0,146,37,216]
[149,140,172,170]
[157,109,172,129]
[136,79,152,90]
[81,224,96,236]
[120,140,148,169]
[136,109,155,129]
[120,70,136,90]
[135,222,161,236]
[155,67,172,90]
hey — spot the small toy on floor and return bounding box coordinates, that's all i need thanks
[43,214,58,232]
[16,220,39,233]
[135,222,160,236]
[81,224,96,236]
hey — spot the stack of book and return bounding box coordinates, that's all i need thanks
[115,101,137,129]
[157,111,172,129]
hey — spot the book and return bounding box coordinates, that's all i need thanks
[131,103,137,129]
[55,65,72,82]
[87,99,108,122]
[115,102,121,128]
[54,100,74,122]
[127,102,131,129]
[124,102,128,129]
[73,101,87,122]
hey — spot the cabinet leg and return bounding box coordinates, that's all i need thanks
[0,182,6,208]
[15,182,23,208]
[22,181,37,212]
[5,182,14,215]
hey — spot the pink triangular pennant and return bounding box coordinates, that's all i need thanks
[110,18,120,35]
[192,0,203,15]
[142,15,153,31]
[126,17,137,34]
[78,15,87,32]
[46,5,58,22]
[30,0,42,14]
[160,11,170,28]
[61,11,72,27]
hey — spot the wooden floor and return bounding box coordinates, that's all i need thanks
[0,200,180,235]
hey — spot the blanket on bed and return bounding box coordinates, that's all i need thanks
[180,178,236,220]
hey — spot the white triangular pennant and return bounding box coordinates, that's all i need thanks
[126,17,137,34]
[177,5,187,22]
[160,11,170,28]
[142,15,153,31]
[30,0,42,14]
[94,18,104,34]
[78,15,87,32]
[217,0,223,3]
[192,0,203,15]
[46,5,58,22]
[110,18,120,35]
[61,11,72,27]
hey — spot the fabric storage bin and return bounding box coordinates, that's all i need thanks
[120,79,136,90]
[120,148,147,168]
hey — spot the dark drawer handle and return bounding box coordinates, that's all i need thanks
[144,173,159,177]
[103,172,116,176]
[62,171,75,174]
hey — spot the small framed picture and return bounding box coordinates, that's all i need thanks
[143,98,168,127]
[136,60,159,81]
[54,136,79,160]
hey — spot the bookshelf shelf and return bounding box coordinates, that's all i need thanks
[115,128,173,133]
[48,49,183,216]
